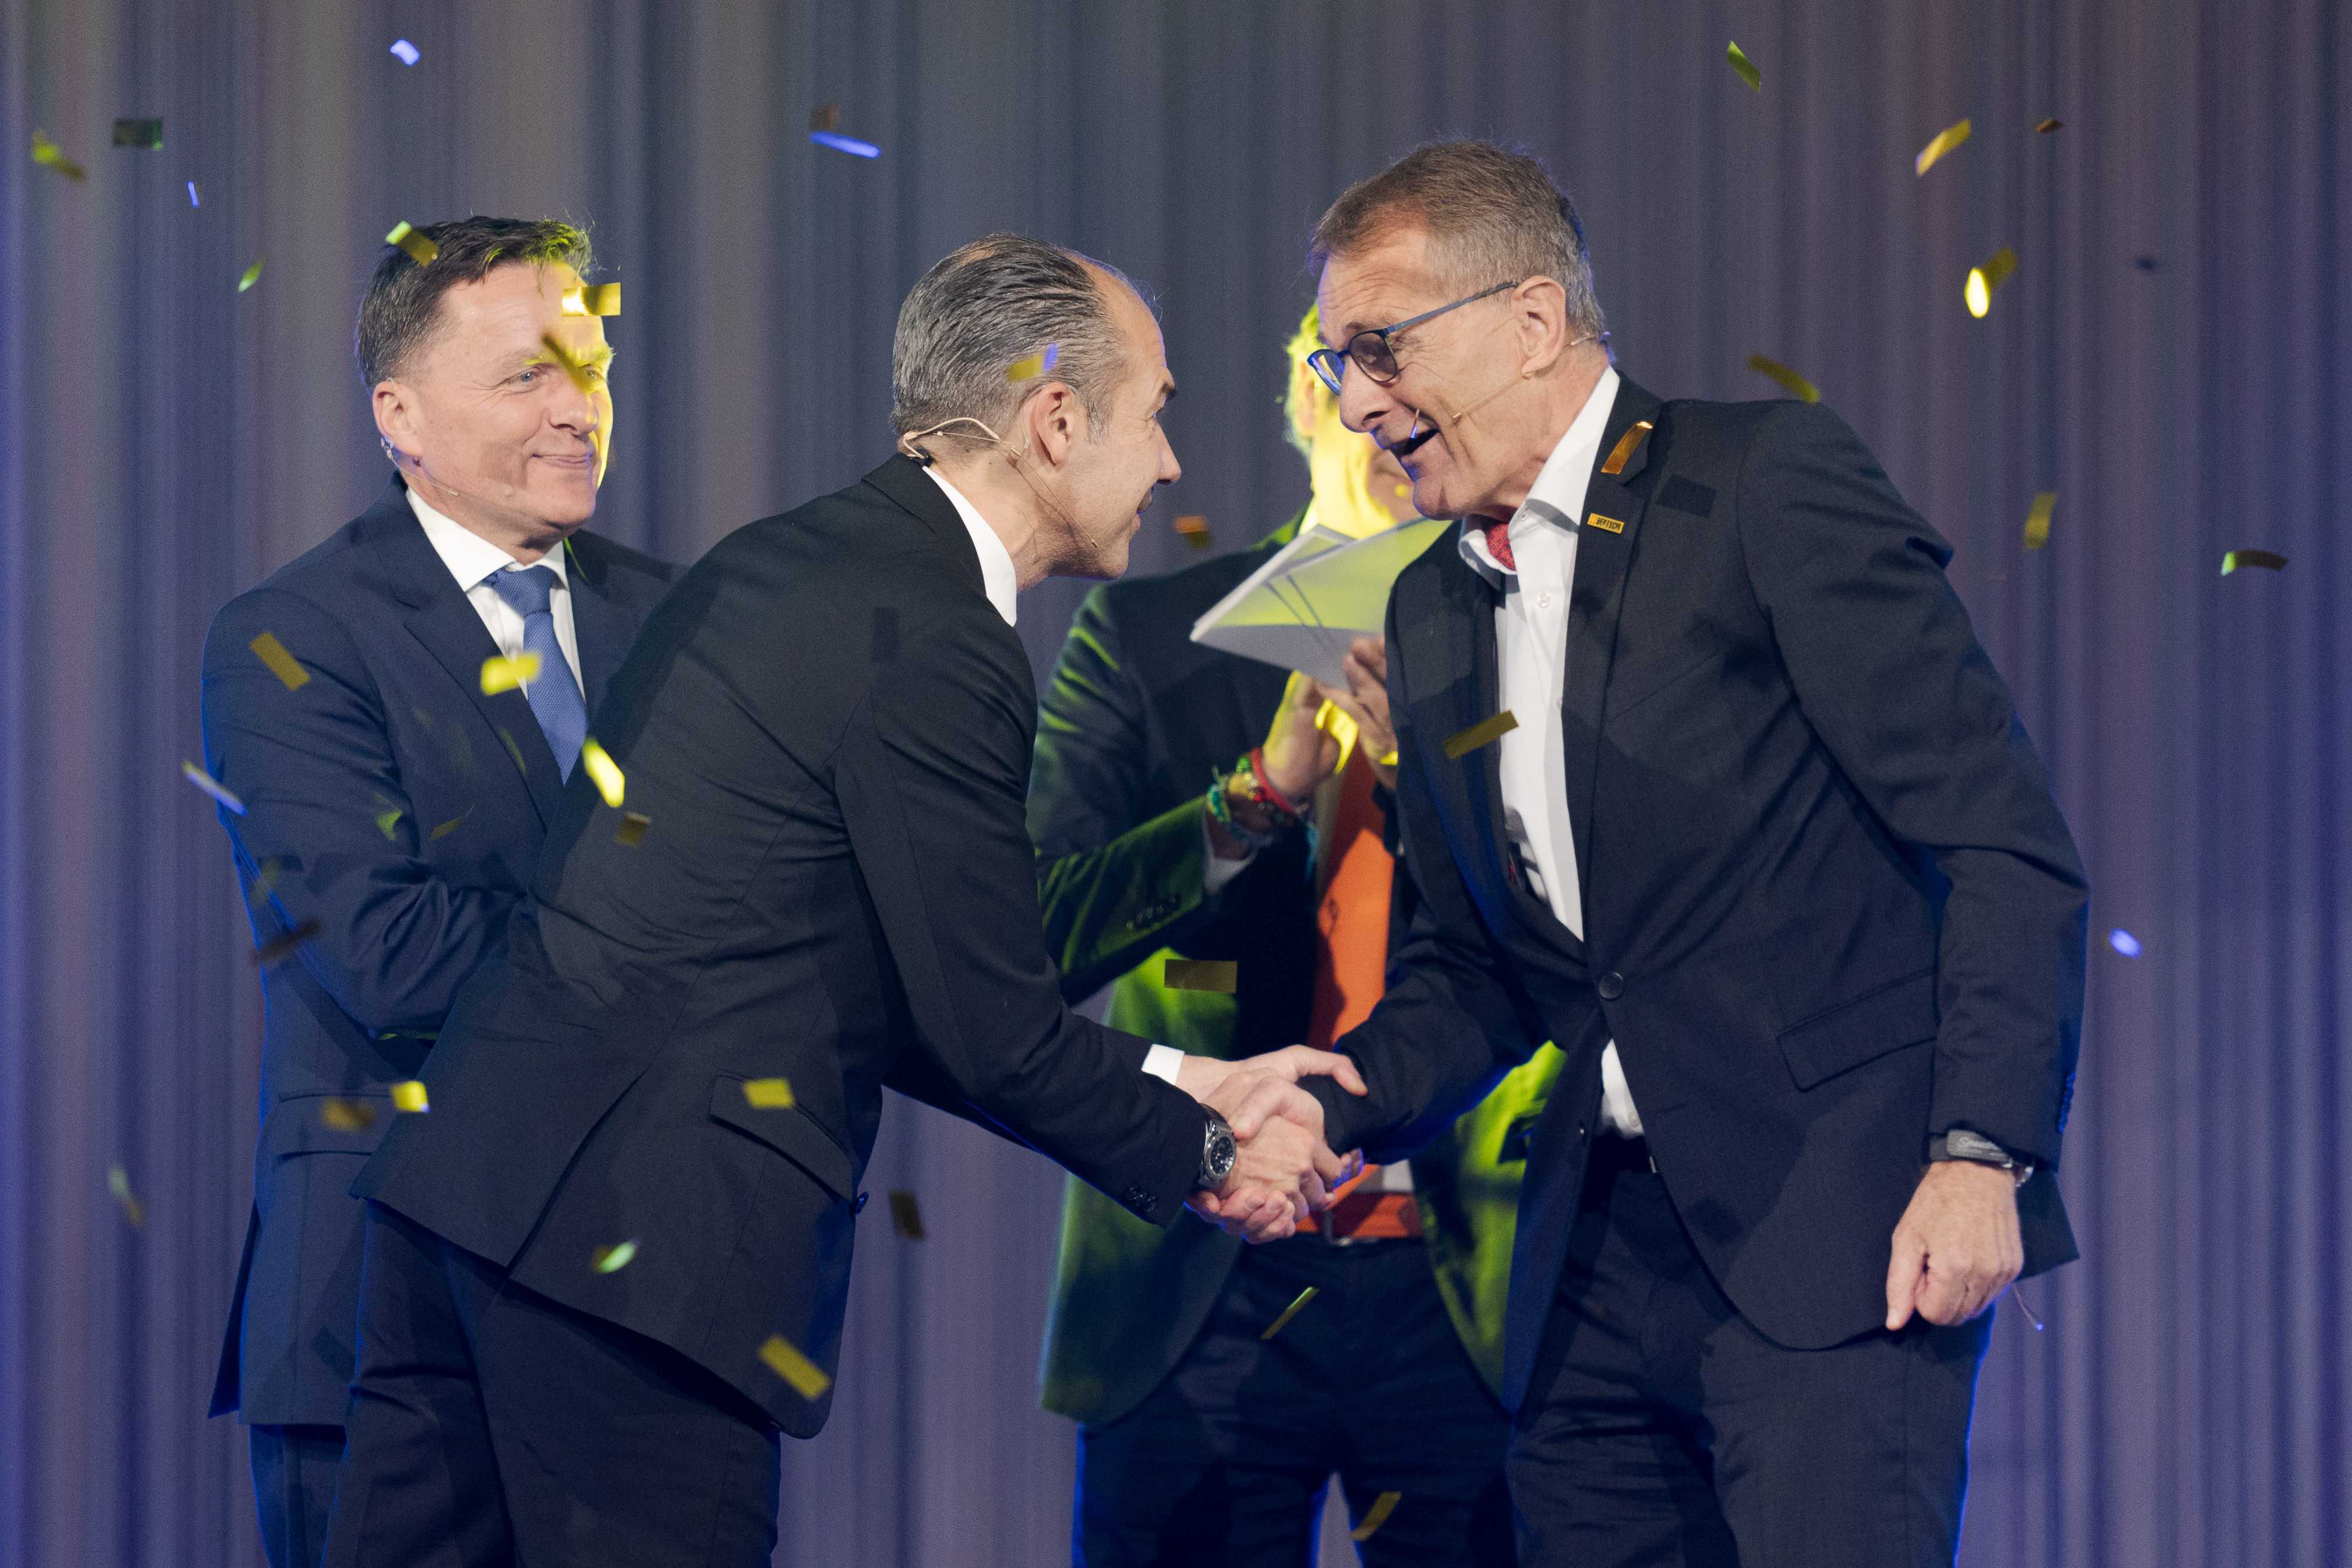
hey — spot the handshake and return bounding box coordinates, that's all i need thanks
[1173,1048,1368,1243]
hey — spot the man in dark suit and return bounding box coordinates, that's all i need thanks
[199,216,671,1568]
[1032,308,1555,1565]
[1211,142,2090,1566]
[323,234,1363,1568]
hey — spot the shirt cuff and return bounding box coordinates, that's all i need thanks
[1142,1044,1185,1084]
[1201,816,1254,894]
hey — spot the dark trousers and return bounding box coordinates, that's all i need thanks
[250,1422,343,1568]
[320,1202,782,1568]
[1078,1236,1515,1568]
[1508,1137,1991,1568]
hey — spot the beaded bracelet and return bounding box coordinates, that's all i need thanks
[1243,746,1310,823]
[1205,765,1284,854]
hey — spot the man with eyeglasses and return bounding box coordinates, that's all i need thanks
[1200,141,2089,1567]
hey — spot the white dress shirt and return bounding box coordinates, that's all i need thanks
[923,468,1020,627]
[923,469,1189,1087]
[407,488,584,691]
[1455,367,1644,1137]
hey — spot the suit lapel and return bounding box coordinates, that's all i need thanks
[1407,556,1521,934]
[362,482,566,829]
[1559,377,1665,898]
[563,534,638,720]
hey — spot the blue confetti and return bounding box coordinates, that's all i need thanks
[2108,928,2142,958]
[186,180,200,207]
[389,38,420,66]
[809,131,880,159]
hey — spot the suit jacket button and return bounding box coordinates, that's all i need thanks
[1598,971,1625,1001]
[853,1192,869,1213]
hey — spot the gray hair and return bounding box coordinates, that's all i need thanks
[1308,140,1608,342]
[890,233,1138,445]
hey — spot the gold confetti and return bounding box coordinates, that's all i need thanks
[1726,41,1762,92]
[320,1097,377,1133]
[181,760,247,815]
[1746,355,1820,403]
[479,650,543,694]
[113,118,164,149]
[1442,711,1518,761]
[539,332,598,394]
[1006,342,1062,382]
[887,1191,925,1239]
[742,1077,797,1109]
[108,1165,145,1228]
[250,631,310,689]
[1164,958,1239,994]
[1259,1285,1320,1340]
[1174,515,1212,548]
[2034,118,2063,134]
[1350,1492,1403,1543]
[579,737,625,807]
[1314,698,1360,775]
[390,1080,430,1113]
[811,103,841,132]
[562,282,622,317]
[254,919,321,968]
[2023,490,2057,551]
[385,220,439,266]
[1965,247,2019,318]
[373,799,403,840]
[1914,119,1972,177]
[2221,549,2287,575]
[238,259,264,293]
[759,1334,833,1399]
[614,811,651,848]
[592,1240,638,1273]
[31,130,86,182]
[428,812,467,841]
[248,856,282,901]
[497,727,529,774]
[1600,420,1653,476]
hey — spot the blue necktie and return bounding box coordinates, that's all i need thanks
[487,565,588,779]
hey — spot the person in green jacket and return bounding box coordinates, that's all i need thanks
[1029,306,1561,1566]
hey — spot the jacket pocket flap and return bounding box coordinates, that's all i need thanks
[708,1077,856,1201]
[263,1093,396,1157]
[1776,969,1938,1090]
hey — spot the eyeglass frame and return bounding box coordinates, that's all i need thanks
[1306,279,1523,395]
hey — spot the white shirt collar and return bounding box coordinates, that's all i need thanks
[1457,365,1622,584]
[405,485,570,593]
[922,468,1019,626]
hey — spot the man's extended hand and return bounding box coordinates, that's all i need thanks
[1174,1048,1366,1242]
[1884,1159,2025,1331]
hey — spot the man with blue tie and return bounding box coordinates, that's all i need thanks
[199,216,672,1568]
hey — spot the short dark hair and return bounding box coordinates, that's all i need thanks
[1308,140,1606,340]
[354,216,593,388]
[889,233,1139,445]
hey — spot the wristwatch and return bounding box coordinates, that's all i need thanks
[1196,1107,1238,1190]
[1930,1128,2034,1187]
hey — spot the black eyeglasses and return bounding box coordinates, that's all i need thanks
[1307,280,1521,394]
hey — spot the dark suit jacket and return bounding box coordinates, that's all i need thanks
[1029,511,1561,1424]
[201,477,671,1425]
[353,456,1210,1437]
[1301,377,2090,1410]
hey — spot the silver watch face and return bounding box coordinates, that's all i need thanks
[1200,1116,1238,1187]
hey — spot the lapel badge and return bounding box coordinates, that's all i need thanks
[1585,512,1627,535]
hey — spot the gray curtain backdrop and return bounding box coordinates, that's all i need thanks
[2,2,2344,1564]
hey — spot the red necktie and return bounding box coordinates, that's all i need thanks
[1481,520,1517,573]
